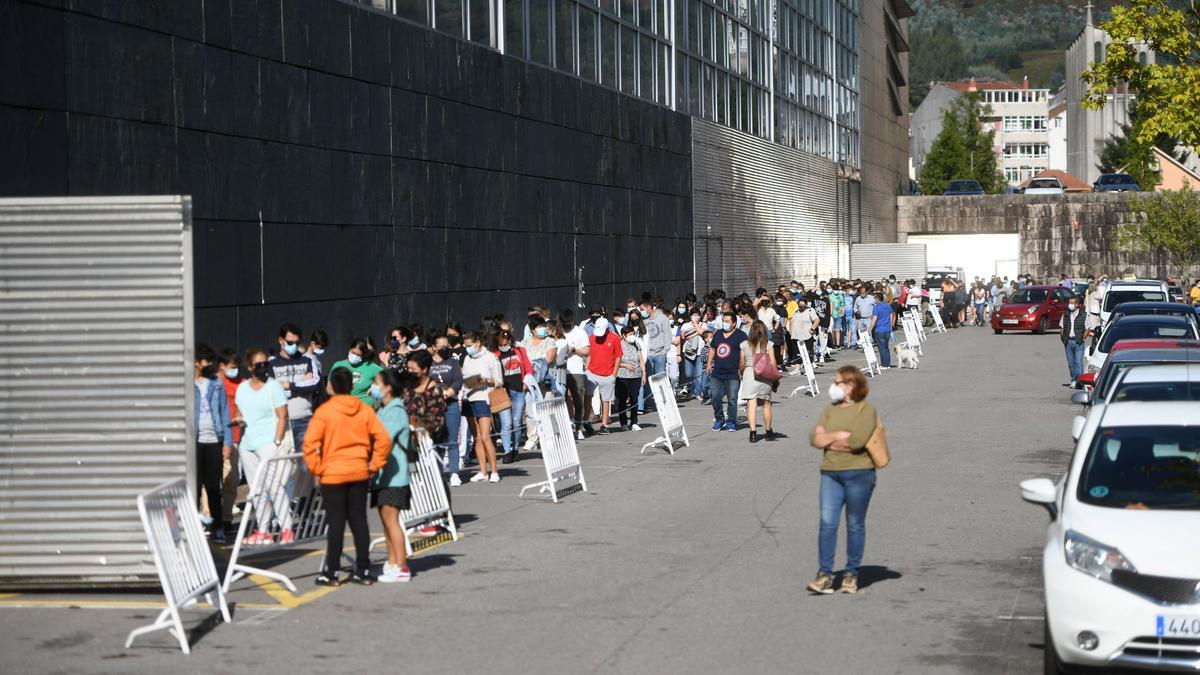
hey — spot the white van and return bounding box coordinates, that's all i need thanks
[1099,279,1170,327]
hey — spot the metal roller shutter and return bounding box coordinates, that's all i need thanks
[850,243,928,281]
[0,196,193,588]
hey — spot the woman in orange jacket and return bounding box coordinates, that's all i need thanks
[303,367,393,586]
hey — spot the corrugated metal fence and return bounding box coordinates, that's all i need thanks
[0,196,194,587]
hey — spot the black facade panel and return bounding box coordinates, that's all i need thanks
[7,0,693,355]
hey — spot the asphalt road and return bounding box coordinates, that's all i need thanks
[0,326,1079,674]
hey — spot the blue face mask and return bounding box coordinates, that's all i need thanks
[466,346,479,357]
[313,347,325,355]
[283,342,299,356]
[224,368,239,379]
[535,327,548,338]
[347,353,363,366]
[721,321,732,332]
[408,337,420,347]
[369,383,384,400]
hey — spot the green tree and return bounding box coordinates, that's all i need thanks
[1096,104,1187,190]
[919,94,1006,195]
[1083,0,1200,148]
[909,19,968,110]
[1116,183,1200,279]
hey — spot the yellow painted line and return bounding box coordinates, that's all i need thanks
[247,574,340,609]
[0,598,284,610]
[0,593,18,599]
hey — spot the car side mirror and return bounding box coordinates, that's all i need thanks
[1070,391,1090,406]
[1071,414,1086,442]
[1020,478,1058,520]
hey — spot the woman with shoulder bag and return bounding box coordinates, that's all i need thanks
[739,320,779,444]
[806,365,888,595]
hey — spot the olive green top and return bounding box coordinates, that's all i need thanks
[810,401,878,471]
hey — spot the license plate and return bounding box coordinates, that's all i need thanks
[1002,319,1019,325]
[1157,616,1200,637]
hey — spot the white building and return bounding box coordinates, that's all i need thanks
[910,78,1051,186]
[1047,100,1067,172]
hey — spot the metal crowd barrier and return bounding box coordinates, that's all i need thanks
[789,341,820,398]
[126,478,230,655]
[929,305,948,333]
[370,428,459,557]
[859,331,882,377]
[640,372,691,455]
[222,453,328,594]
[900,315,923,356]
[519,396,588,502]
[908,309,928,341]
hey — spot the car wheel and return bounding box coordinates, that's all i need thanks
[993,328,1002,334]
[1035,316,1047,335]
[1044,616,1065,675]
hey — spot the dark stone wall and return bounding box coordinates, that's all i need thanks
[0,0,694,357]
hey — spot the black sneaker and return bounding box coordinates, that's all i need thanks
[597,426,610,435]
[350,570,374,586]
[315,572,342,587]
[502,452,517,464]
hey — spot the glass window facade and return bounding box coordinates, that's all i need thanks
[359,0,863,167]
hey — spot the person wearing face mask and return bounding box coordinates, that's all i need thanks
[1059,294,1088,389]
[329,337,385,405]
[520,316,558,390]
[493,330,533,462]
[616,324,648,431]
[212,348,244,533]
[561,309,592,439]
[585,318,623,434]
[430,334,466,485]
[461,332,504,483]
[306,329,329,376]
[680,311,705,399]
[366,369,413,583]
[807,366,881,595]
[235,348,293,545]
[640,298,673,412]
[268,322,320,454]
[194,344,233,543]
[706,310,746,432]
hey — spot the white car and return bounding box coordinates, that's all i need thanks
[1085,315,1198,374]
[1021,401,1200,673]
[1099,280,1171,328]
[1024,177,1065,195]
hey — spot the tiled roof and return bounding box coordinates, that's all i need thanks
[1020,169,1092,192]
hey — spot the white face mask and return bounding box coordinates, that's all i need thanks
[1068,303,1077,311]
[828,382,846,403]
[347,353,363,366]
[626,335,637,344]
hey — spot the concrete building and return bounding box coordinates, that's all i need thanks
[1065,5,1156,184]
[0,0,911,351]
[910,78,1050,186]
[1047,100,1067,171]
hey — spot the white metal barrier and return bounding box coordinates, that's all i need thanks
[370,428,459,557]
[789,341,820,398]
[929,305,947,333]
[908,309,928,341]
[520,396,588,502]
[523,374,545,450]
[222,453,328,594]
[640,372,691,455]
[126,478,230,655]
[900,315,922,356]
[859,331,881,377]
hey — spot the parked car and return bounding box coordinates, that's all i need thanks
[1073,362,1200,415]
[1076,343,1200,407]
[1100,280,1171,327]
[1020,401,1200,673]
[1087,315,1199,372]
[1169,285,1186,303]
[1024,177,1065,195]
[1108,301,1200,335]
[991,285,1073,334]
[1092,173,1141,192]
[944,179,985,196]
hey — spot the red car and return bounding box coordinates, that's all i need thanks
[991,285,1074,334]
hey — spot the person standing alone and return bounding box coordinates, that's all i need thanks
[1059,295,1087,388]
[868,293,894,370]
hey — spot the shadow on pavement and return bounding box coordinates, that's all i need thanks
[411,554,460,574]
[855,565,902,589]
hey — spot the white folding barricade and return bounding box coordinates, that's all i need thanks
[222,453,328,594]
[640,372,691,455]
[929,305,947,333]
[900,315,923,356]
[519,396,588,502]
[523,374,545,450]
[859,331,882,376]
[789,342,820,398]
[127,478,230,655]
[370,429,459,557]
[909,310,928,341]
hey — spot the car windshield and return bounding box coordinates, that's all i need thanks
[1104,289,1167,311]
[1096,361,1152,399]
[1100,324,1192,351]
[1098,175,1132,185]
[1113,308,1189,322]
[1111,381,1200,403]
[947,181,978,191]
[1009,289,1047,304]
[1028,179,1059,189]
[1077,425,1200,510]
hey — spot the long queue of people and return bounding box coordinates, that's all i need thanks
[189,276,934,587]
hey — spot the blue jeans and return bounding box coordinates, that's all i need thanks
[499,389,526,454]
[690,358,709,397]
[709,376,739,424]
[1064,339,1085,381]
[640,354,668,411]
[873,331,891,367]
[289,416,310,458]
[974,302,987,323]
[819,469,877,575]
[443,400,462,473]
[844,317,857,347]
[683,356,700,395]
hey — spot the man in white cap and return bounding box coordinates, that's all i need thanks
[585,317,623,434]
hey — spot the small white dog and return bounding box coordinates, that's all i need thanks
[893,343,920,369]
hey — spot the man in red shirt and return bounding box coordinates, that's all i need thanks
[586,318,623,434]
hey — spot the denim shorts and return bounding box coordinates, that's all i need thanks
[832,316,845,331]
[463,400,491,417]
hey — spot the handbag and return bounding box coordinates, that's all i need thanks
[752,351,781,383]
[865,417,890,469]
[488,387,512,414]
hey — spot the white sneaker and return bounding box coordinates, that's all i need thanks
[448,473,462,487]
[489,472,501,483]
[631,424,642,432]
[377,564,411,583]
[470,471,488,483]
[576,429,585,441]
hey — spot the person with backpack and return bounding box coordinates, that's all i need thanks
[303,367,392,587]
[370,369,413,583]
